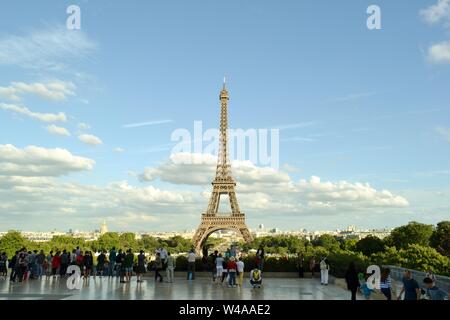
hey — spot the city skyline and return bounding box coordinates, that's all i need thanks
[0,1,450,232]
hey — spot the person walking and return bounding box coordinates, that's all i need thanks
[309,257,316,277]
[345,262,360,300]
[236,257,245,286]
[397,270,420,300]
[166,252,176,283]
[380,268,392,300]
[160,247,168,269]
[227,257,237,287]
[320,257,329,285]
[154,252,163,283]
[108,247,117,277]
[187,249,196,280]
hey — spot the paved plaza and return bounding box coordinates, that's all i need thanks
[0,276,359,300]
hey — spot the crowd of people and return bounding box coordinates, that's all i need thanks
[1,246,447,300]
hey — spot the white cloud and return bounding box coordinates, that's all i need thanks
[46,124,71,137]
[428,41,450,63]
[139,152,408,213]
[436,126,450,142]
[0,80,75,102]
[0,103,67,122]
[78,134,103,145]
[0,25,96,70]
[113,147,125,153]
[420,0,450,25]
[0,144,94,177]
[77,122,90,130]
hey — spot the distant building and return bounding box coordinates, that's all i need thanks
[100,221,108,235]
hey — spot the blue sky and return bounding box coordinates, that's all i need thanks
[0,0,449,232]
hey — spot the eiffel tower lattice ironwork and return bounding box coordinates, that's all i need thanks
[192,80,253,253]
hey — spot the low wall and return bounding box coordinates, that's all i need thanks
[383,265,450,294]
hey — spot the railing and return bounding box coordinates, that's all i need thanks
[382,265,450,294]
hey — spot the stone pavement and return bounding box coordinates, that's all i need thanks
[0,275,361,300]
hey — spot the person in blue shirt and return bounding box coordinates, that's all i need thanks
[423,277,448,300]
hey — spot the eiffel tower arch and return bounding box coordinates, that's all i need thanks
[192,80,253,253]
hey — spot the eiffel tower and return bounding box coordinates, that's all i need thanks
[192,80,253,253]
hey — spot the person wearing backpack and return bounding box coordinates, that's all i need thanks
[250,268,262,288]
[109,247,117,277]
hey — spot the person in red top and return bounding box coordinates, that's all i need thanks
[51,251,61,278]
[227,257,237,287]
[76,251,84,274]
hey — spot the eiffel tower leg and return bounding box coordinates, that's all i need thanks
[192,226,208,253]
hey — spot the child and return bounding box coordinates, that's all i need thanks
[358,272,373,299]
[250,268,262,289]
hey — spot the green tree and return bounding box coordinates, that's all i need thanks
[355,235,385,256]
[312,234,340,252]
[430,221,450,257]
[97,232,121,251]
[386,221,434,249]
[0,231,29,257]
[119,232,138,251]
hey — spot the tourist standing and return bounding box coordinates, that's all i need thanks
[29,250,37,279]
[109,247,117,277]
[236,257,245,286]
[8,251,18,282]
[60,250,69,277]
[160,247,168,269]
[154,252,163,282]
[320,257,329,285]
[215,254,224,283]
[380,268,392,300]
[51,251,61,278]
[166,252,176,283]
[36,250,45,278]
[209,250,218,282]
[97,251,106,277]
[345,262,360,300]
[227,257,237,287]
[123,249,134,282]
[16,248,28,282]
[83,251,93,279]
[45,251,53,277]
[397,270,420,300]
[0,252,7,278]
[309,257,316,277]
[297,254,304,278]
[187,249,196,280]
[115,249,124,280]
[256,245,265,271]
[70,249,77,265]
[136,250,146,283]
